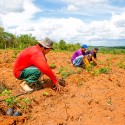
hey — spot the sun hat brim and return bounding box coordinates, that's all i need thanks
[37,39,54,50]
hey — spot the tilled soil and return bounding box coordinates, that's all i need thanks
[0,50,125,125]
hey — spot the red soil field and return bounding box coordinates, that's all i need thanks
[0,50,125,125]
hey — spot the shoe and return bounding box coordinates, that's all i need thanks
[20,81,33,92]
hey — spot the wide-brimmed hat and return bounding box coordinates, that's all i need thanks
[37,37,54,49]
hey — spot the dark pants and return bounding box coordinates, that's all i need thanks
[19,66,42,85]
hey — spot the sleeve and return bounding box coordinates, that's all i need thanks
[90,51,94,57]
[85,51,90,55]
[30,52,57,84]
[94,53,97,58]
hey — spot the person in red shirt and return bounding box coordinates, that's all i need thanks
[13,37,61,92]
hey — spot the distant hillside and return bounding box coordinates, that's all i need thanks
[88,46,125,54]
[89,46,125,49]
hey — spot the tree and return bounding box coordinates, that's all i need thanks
[58,39,67,50]
[16,34,37,49]
[4,32,16,48]
[0,27,5,48]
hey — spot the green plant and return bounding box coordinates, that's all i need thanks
[0,81,9,93]
[0,89,30,109]
[0,89,11,95]
[5,96,20,108]
[27,114,32,119]
[98,60,103,65]
[106,57,112,62]
[76,68,83,74]
[61,71,71,79]
[91,69,100,76]
[99,67,110,74]
[58,66,66,74]
[117,61,125,69]
[0,90,20,107]
[12,50,19,58]
[107,98,112,105]
[20,98,31,109]
[58,66,75,79]
[43,91,49,96]
[91,67,110,76]
[50,63,56,69]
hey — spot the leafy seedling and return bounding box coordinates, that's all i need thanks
[0,89,31,110]
[107,98,112,105]
[59,78,66,87]
[50,64,56,69]
[43,92,49,96]
[99,67,110,74]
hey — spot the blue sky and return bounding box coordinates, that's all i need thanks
[0,0,125,46]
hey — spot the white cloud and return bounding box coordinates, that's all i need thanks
[66,0,107,6]
[55,0,107,11]
[0,0,24,14]
[0,0,125,46]
[0,0,41,28]
[5,12,125,46]
[56,0,125,17]
[34,11,125,45]
[111,12,125,27]
[67,5,79,12]
[32,17,87,41]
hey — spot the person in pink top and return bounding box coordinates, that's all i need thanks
[13,37,61,92]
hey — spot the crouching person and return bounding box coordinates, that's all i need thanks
[85,47,99,66]
[13,37,61,92]
[71,44,88,66]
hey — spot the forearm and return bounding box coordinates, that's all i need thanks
[92,57,98,65]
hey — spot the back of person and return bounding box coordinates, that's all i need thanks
[13,37,61,92]
[71,49,83,63]
[71,44,88,66]
[13,44,46,79]
[85,50,96,61]
[85,48,99,65]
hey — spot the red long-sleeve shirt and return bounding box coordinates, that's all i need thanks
[13,44,57,84]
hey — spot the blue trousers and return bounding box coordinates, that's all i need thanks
[73,55,84,66]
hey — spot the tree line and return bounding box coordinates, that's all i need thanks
[0,27,37,49]
[0,26,125,53]
[0,26,81,51]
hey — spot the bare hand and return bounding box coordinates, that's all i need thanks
[53,82,61,93]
